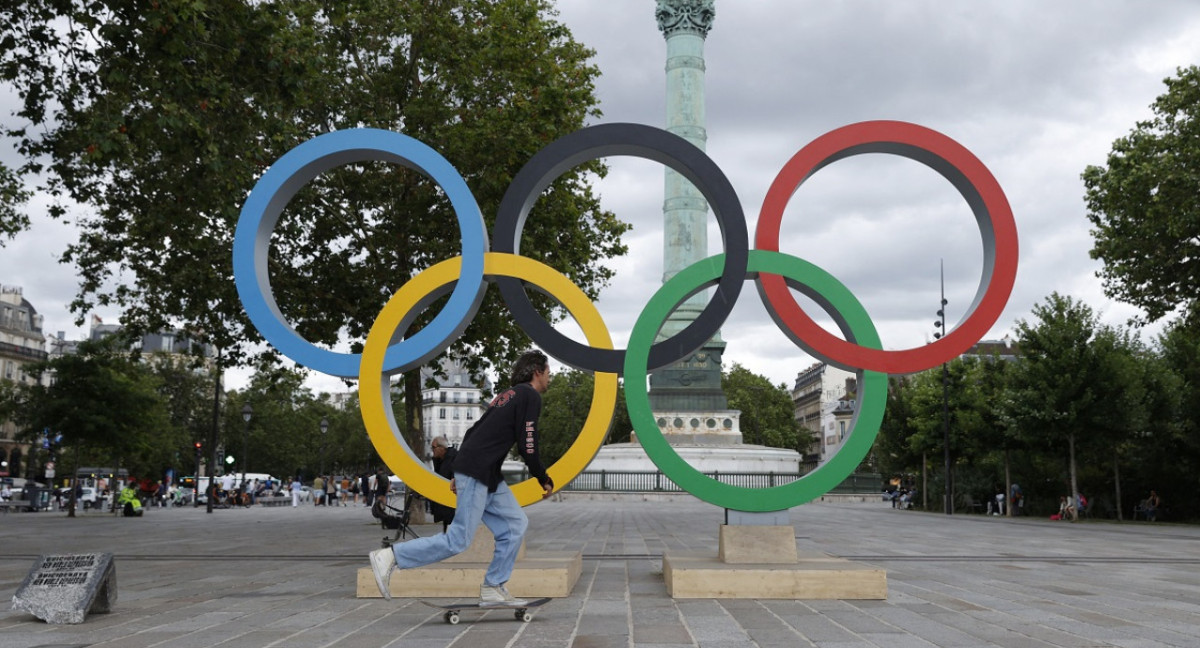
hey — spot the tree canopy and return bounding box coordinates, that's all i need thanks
[539,368,631,466]
[722,363,807,450]
[0,163,30,245]
[17,335,171,477]
[1083,65,1200,324]
[0,0,628,375]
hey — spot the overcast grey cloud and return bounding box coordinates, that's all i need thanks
[4,1,1200,392]
[546,0,1200,387]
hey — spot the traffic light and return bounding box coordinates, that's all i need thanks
[194,442,202,450]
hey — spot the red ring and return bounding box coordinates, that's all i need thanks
[755,120,1018,374]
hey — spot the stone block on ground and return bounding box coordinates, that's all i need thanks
[11,553,117,624]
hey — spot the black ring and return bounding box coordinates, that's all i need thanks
[492,123,748,374]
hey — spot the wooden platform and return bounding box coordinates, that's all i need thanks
[664,550,886,599]
[356,551,581,599]
[662,525,887,599]
[355,526,581,598]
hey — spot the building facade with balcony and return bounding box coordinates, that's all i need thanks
[0,285,49,478]
[791,362,855,460]
[420,359,491,452]
[819,377,858,464]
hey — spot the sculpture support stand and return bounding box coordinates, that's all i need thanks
[355,527,581,599]
[663,511,887,599]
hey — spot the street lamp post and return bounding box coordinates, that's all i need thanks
[933,260,952,515]
[241,404,252,502]
[319,418,329,477]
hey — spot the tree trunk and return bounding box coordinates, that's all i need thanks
[1004,449,1012,517]
[1114,449,1124,522]
[403,370,428,524]
[922,452,928,510]
[1068,431,1079,519]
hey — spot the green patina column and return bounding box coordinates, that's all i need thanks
[648,0,737,438]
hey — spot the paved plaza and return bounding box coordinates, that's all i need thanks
[1,496,1198,648]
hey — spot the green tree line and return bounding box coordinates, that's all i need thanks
[876,293,1198,521]
[3,334,385,489]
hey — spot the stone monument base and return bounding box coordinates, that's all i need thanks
[585,442,801,474]
[643,409,743,445]
[663,525,887,599]
[355,527,581,599]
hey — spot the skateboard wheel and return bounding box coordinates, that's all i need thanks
[518,610,532,622]
[445,611,459,625]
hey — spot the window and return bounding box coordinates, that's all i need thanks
[439,408,446,419]
[453,392,461,403]
[439,391,446,403]
[453,409,460,419]
[466,410,473,420]
[839,421,846,441]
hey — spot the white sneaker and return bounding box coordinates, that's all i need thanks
[479,584,527,607]
[369,548,395,600]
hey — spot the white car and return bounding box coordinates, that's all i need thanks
[77,487,101,509]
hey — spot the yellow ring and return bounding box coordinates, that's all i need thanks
[359,252,618,507]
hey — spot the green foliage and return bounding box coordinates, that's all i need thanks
[0,163,30,244]
[722,363,807,450]
[225,366,378,481]
[876,375,920,478]
[1002,295,1097,437]
[539,369,631,466]
[1083,65,1200,323]
[873,292,1200,518]
[0,0,627,380]
[18,335,171,478]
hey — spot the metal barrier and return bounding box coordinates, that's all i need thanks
[502,469,882,494]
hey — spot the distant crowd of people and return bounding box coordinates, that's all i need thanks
[882,480,1163,523]
[301,469,393,508]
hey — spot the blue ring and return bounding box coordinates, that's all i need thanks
[233,129,488,378]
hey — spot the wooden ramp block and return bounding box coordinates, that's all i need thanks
[664,550,887,599]
[356,551,581,599]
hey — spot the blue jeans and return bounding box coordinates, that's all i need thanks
[391,473,528,587]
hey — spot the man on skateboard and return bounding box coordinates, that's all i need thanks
[369,350,554,606]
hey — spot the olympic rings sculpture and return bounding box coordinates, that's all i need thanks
[233,121,1017,513]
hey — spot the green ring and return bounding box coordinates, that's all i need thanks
[624,250,887,512]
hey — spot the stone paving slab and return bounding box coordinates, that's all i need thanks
[2,496,1199,647]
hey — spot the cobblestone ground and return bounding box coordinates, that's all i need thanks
[2,496,1198,647]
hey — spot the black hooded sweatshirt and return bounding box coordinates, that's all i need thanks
[452,382,552,492]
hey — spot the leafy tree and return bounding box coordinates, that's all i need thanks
[0,1,628,464]
[1083,65,1200,324]
[144,355,218,480]
[0,163,30,244]
[876,375,921,482]
[1000,293,1111,504]
[1147,319,1200,518]
[539,368,631,467]
[18,335,170,512]
[229,367,325,482]
[897,359,981,508]
[722,363,806,450]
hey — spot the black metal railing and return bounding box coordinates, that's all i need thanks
[502,468,882,494]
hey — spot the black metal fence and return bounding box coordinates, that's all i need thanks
[503,469,882,494]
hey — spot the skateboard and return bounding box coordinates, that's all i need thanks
[421,597,551,624]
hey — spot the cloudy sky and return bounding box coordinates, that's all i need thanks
[5,1,1200,393]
